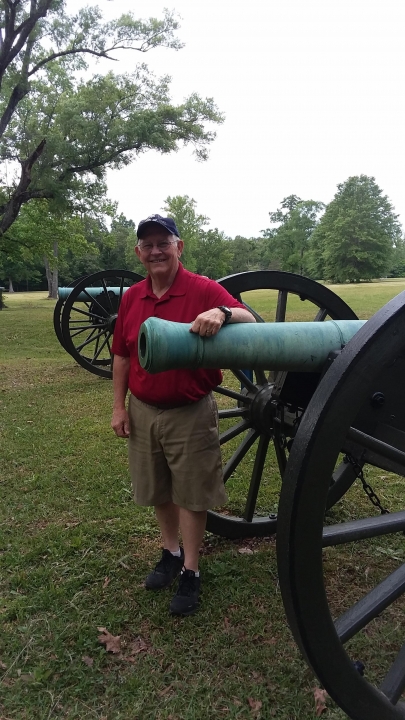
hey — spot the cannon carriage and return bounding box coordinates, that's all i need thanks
[55,269,405,719]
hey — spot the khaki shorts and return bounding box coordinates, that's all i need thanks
[128,393,227,511]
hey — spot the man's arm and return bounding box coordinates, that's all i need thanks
[227,307,256,324]
[190,306,255,336]
[111,354,130,438]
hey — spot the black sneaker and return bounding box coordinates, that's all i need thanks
[145,548,184,590]
[169,569,201,616]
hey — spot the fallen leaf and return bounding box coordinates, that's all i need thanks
[159,684,174,697]
[2,676,15,686]
[82,655,94,667]
[252,671,263,681]
[224,616,231,631]
[128,636,149,655]
[314,687,329,716]
[19,673,35,683]
[248,697,262,714]
[238,547,254,555]
[102,576,110,589]
[0,660,7,670]
[97,627,121,654]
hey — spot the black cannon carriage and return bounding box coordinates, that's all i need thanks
[55,269,405,719]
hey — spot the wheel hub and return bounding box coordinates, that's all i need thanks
[249,383,277,436]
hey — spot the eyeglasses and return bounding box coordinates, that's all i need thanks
[137,240,177,252]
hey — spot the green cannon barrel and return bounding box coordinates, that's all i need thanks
[138,317,366,374]
[58,287,130,301]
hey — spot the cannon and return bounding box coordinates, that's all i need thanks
[140,293,405,720]
[55,268,359,538]
[55,269,405,718]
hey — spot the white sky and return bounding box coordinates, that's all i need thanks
[73,0,405,237]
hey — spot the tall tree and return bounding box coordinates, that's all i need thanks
[309,176,401,282]
[262,196,324,274]
[196,229,232,279]
[163,195,209,272]
[0,2,223,238]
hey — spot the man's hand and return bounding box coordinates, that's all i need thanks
[111,408,130,438]
[189,308,226,337]
[190,306,256,337]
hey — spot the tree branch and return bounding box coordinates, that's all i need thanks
[57,143,142,180]
[0,0,53,88]
[0,138,48,235]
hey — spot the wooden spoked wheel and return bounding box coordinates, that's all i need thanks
[206,270,359,539]
[53,276,88,353]
[277,291,405,720]
[60,270,144,378]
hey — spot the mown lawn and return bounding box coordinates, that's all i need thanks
[1,281,405,720]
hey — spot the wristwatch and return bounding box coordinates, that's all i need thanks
[217,306,232,325]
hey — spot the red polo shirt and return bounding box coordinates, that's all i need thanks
[111,264,246,405]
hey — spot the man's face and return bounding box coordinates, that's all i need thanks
[135,226,184,279]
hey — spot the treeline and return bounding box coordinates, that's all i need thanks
[1,174,404,294]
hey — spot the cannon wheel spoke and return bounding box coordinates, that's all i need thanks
[277,289,405,719]
[206,270,358,539]
[243,434,270,522]
[60,270,144,378]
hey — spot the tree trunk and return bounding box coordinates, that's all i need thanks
[0,139,47,235]
[8,277,14,292]
[44,240,59,299]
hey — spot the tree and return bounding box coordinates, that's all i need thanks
[0,2,223,238]
[2,199,87,296]
[388,236,405,278]
[262,196,324,274]
[309,176,402,282]
[228,235,263,273]
[163,195,209,272]
[0,241,42,291]
[195,229,232,279]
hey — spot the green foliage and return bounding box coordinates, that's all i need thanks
[163,195,209,272]
[308,176,401,282]
[262,196,325,275]
[0,2,224,234]
[387,236,405,278]
[228,236,264,273]
[196,228,232,279]
[0,200,88,288]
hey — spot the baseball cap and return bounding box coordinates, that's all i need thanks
[137,214,180,239]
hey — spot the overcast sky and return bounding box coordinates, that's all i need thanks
[74,0,405,237]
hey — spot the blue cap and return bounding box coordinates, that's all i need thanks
[137,214,180,239]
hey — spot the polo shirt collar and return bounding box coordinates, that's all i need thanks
[141,262,187,299]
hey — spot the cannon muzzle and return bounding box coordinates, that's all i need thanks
[138,317,366,374]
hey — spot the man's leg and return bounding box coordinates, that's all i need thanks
[145,501,183,590]
[169,507,206,615]
[179,507,207,571]
[155,501,180,551]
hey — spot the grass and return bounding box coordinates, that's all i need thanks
[1,280,405,720]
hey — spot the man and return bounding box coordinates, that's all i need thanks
[111,214,255,616]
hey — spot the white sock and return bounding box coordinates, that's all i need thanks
[169,548,181,557]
